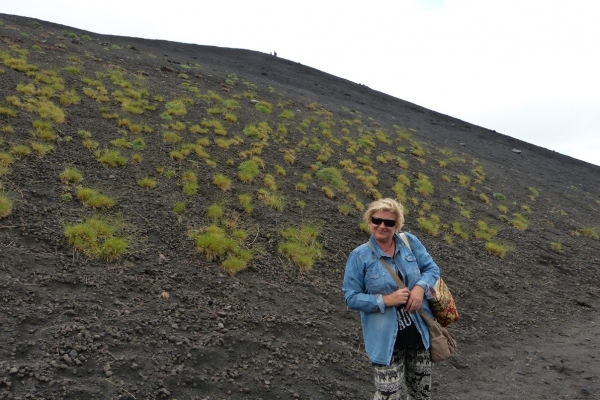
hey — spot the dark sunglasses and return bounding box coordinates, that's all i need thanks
[371,216,396,227]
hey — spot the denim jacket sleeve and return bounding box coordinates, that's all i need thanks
[343,246,383,313]
[404,232,440,299]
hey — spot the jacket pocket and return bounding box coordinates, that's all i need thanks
[365,266,388,294]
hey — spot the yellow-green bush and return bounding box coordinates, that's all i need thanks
[64,218,128,261]
[0,193,12,218]
[278,225,322,270]
[60,167,83,184]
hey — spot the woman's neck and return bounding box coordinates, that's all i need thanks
[377,237,395,253]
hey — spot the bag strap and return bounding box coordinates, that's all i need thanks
[399,232,411,251]
[366,241,431,322]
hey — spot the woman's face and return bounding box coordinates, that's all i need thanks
[368,210,397,243]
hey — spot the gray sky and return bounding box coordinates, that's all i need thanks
[2,0,599,166]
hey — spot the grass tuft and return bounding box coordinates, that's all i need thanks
[60,167,83,184]
[64,217,127,261]
[0,193,12,218]
[278,225,322,270]
[485,242,509,258]
[213,173,232,191]
[76,187,115,208]
[137,177,157,189]
[97,149,127,167]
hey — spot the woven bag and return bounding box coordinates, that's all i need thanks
[399,233,460,327]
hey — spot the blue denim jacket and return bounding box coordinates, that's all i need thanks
[342,232,440,365]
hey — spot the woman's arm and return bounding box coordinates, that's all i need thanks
[342,250,384,313]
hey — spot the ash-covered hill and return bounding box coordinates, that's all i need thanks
[0,13,599,399]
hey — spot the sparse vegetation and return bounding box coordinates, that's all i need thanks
[238,194,253,213]
[97,149,127,166]
[582,228,599,240]
[0,193,12,218]
[416,173,434,196]
[511,213,529,231]
[278,225,322,270]
[257,189,285,211]
[64,217,128,261]
[137,177,157,189]
[238,159,260,183]
[190,225,252,274]
[255,101,272,114]
[550,241,563,253]
[60,167,83,184]
[76,187,115,208]
[182,171,198,195]
[213,173,232,191]
[485,242,509,258]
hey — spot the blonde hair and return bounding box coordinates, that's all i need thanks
[364,198,404,232]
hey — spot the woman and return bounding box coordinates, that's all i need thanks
[342,198,440,399]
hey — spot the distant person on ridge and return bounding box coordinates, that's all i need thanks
[342,198,440,399]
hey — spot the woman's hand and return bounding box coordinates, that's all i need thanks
[382,288,410,307]
[405,286,425,312]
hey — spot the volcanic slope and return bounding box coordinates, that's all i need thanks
[1,13,599,400]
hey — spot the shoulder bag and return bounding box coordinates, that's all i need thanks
[399,233,460,327]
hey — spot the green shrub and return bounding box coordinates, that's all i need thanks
[452,197,464,206]
[274,165,286,176]
[190,225,252,274]
[238,159,260,183]
[97,149,127,166]
[255,101,272,114]
[174,201,186,214]
[339,203,351,215]
[278,110,295,120]
[457,173,470,187]
[263,174,277,192]
[451,222,468,239]
[0,193,12,218]
[191,225,235,261]
[278,225,322,270]
[550,242,563,253]
[485,242,508,258]
[417,216,439,236]
[511,213,528,231]
[316,167,348,192]
[295,182,307,192]
[415,173,434,196]
[474,220,498,241]
[582,228,599,240]
[64,218,128,261]
[213,173,232,191]
[163,131,182,144]
[76,187,115,208]
[60,167,83,184]
[137,177,156,189]
[10,144,31,157]
[207,203,223,220]
[257,189,285,211]
[238,194,253,213]
[182,171,198,195]
[322,186,335,199]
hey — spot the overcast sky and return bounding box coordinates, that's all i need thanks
[2,0,599,166]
